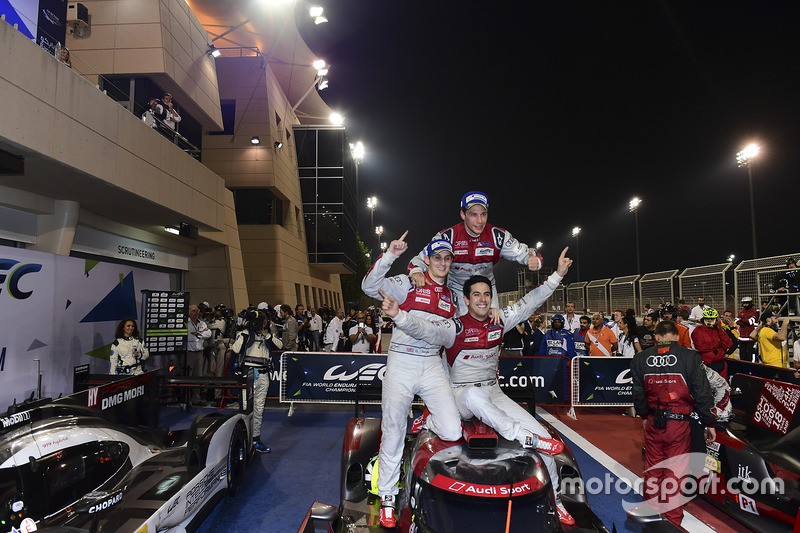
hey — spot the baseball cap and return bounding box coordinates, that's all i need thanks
[424,239,454,257]
[552,314,565,322]
[760,311,777,322]
[201,301,210,307]
[257,302,269,310]
[460,191,488,211]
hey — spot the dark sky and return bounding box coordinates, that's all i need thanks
[299,2,800,290]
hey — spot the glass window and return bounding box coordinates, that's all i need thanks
[317,214,342,252]
[317,179,342,203]
[294,130,317,167]
[318,129,343,167]
[300,178,316,202]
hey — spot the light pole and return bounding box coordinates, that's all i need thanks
[367,196,378,257]
[375,226,384,259]
[629,197,642,274]
[351,141,365,200]
[737,143,760,258]
[572,227,581,281]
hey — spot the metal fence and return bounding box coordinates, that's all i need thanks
[610,275,639,313]
[679,263,731,311]
[586,279,610,314]
[567,282,588,312]
[638,270,678,312]
[734,253,800,307]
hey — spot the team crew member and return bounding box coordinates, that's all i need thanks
[407,191,542,318]
[691,308,733,379]
[659,305,692,348]
[585,313,618,356]
[361,231,462,528]
[382,246,576,525]
[109,318,149,375]
[751,311,790,367]
[573,316,590,357]
[187,305,212,405]
[630,321,716,526]
[540,314,576,357]
[231,310,282,453]
[562,301,582,333]
[736,297,760,362]
[323,308,345,351]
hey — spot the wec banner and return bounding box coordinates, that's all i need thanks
[279,353,569,404]
[571,356,634,406]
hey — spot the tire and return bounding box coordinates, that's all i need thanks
[227,421,247,496]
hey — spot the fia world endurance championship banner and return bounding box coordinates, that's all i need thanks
[279,353,569,404]
[572,356,634,406]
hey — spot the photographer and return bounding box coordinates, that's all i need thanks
[348,310,375,353]
[231,309,282,453]
[751,311,790,367]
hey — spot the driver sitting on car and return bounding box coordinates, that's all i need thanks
[379,246,576,526]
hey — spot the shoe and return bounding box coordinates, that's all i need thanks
[555,501,575,526]
[410,408,430,434]
[379,495,396,528]
[253,439,271,454]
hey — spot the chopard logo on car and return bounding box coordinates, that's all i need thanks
[0,409,30,428]
[88,492,123,513]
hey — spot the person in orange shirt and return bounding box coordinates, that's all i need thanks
[585,313,618,356]
[660,305,692,348]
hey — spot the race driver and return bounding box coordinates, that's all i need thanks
[407,191,542,319]
[380,246,576,526]
[630,320,716,526]
[361,231,462,528]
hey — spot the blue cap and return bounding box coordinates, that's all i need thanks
[552,314,565,322]
[460,191,488,211]
[424,239,453,257]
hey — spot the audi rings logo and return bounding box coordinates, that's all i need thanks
[646,355,677,367]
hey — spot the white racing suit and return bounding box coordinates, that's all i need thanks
[407,223,539,315]
[361,251,462,500]
[109,337,149,375]
[703,363,732,422]
[391,272,565,504]
[231,329,282,438]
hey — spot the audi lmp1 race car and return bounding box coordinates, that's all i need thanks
[303,415,611,532]
[699,373,800,532]
[0,370,253,533]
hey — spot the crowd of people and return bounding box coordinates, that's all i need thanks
[501,294,798,370]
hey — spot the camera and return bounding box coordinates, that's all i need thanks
[359,322,365,329]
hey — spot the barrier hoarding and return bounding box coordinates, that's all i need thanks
[570,356,634,407]
[278,353,570,405]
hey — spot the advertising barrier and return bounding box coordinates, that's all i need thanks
[727,358,800,385]
[570,356,634,408]
[277,352,570,406]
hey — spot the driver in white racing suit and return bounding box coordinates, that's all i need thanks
[381,246,576,526]
[361,231,462,528]
[407,191,542,318]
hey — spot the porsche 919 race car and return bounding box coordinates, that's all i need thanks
[0,370,253,533]
[303,415,611,532]
[700,373,800,532]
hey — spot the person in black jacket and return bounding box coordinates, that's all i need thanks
[630,320,716,526]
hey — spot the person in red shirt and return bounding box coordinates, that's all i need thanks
[690,308,733,379]
[736,296,760,362]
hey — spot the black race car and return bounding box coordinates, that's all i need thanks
[700,373,800,532]
[303,415,611,532]
[0,370,254,533]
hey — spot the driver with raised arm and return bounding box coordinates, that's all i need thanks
[380,247,576,526]
[361,231,462,528]
[407,191,543,321]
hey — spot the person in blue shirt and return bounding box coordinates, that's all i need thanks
[540,314,576,358]
[573,315,590,357]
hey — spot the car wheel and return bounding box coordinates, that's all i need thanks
[227,421,247,496]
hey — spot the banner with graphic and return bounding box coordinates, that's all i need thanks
[498,356,569,405]
[727,358,800,386]
[571,356,634,406]
[278,353,569,404]
[0,246,170,409]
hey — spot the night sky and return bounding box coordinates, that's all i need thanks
[298,2,800,290]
